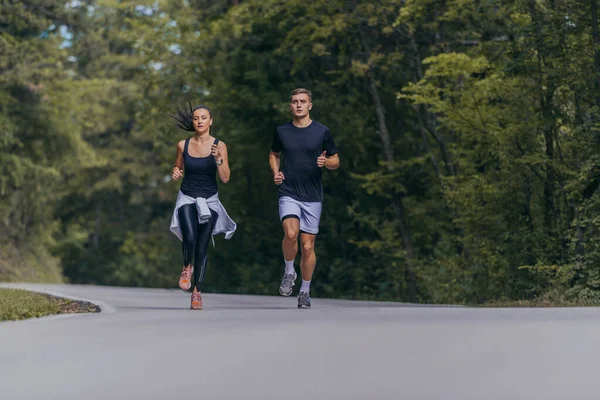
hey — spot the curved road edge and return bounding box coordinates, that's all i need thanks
[0,283,116,319]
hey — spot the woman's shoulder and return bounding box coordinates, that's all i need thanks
[213,137,226,147]
[177,138,189,149]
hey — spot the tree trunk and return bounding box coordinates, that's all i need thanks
[415,104,441,178]
[528,0,559,250]
[93,201,101,250]
[409,35,456,178]
[591,0,600,108]
[369,79,395,164]
[368,77,418,301]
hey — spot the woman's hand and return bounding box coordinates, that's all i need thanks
[211,143,221,161]
[172,167,183,181]
[214,141,230,183]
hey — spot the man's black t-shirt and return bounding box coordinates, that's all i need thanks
[271,121,338,202]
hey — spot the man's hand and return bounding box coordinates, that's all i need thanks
[274,171,285,185]
[317,151,327,168]
[172,167,183,181]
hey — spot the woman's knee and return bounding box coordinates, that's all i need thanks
[183,239,196,252]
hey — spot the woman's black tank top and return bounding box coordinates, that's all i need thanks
[180,138,218,198]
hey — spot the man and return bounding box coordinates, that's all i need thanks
[269,88,340,308]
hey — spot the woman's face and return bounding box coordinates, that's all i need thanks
[193,108,212,134]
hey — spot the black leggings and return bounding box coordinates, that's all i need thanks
[178,204,218,292]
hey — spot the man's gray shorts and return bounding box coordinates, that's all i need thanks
[278,196,322,235]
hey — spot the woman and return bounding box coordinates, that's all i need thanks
[168,102,237,309]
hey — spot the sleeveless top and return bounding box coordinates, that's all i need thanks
[180,138,218,198]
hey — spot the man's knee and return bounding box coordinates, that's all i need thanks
[284,228,299,242]
[301,241,314,254]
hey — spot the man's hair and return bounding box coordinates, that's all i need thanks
[290,88,312,102]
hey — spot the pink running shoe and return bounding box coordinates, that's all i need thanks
[190,292,203,310]
[178,265,193,291]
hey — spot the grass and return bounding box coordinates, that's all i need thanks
[0,288,100,321]
[483,289,600,308]
[484,298,600,307]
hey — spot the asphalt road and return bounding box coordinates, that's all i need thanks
[1,283,599,399]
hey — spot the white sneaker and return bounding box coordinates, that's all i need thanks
[279,271,297,296]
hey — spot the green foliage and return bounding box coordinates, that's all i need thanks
[4,0,600,305]
[0,0,93,282]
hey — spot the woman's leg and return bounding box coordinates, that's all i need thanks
[177,204,198,290]
[178,204,198,266]
[193,209,218,292]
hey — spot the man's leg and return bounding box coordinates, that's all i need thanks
[297,233,316,308]
[296,201,321,308]
[279,216,300,296]
[299,233,316,288]
[278,197,301,296]
[282,217,300,263]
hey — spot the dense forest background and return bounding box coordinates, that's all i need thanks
[3,0,600,304]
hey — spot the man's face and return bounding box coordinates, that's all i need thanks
[289,93,312,118]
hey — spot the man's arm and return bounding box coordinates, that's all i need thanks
[325,154,340,170]
[321,128,340,170]
[269,151,281,175]
[269,151,285,185]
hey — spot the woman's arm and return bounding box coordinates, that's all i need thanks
[213,141,230,183]
[172,140,185,180]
